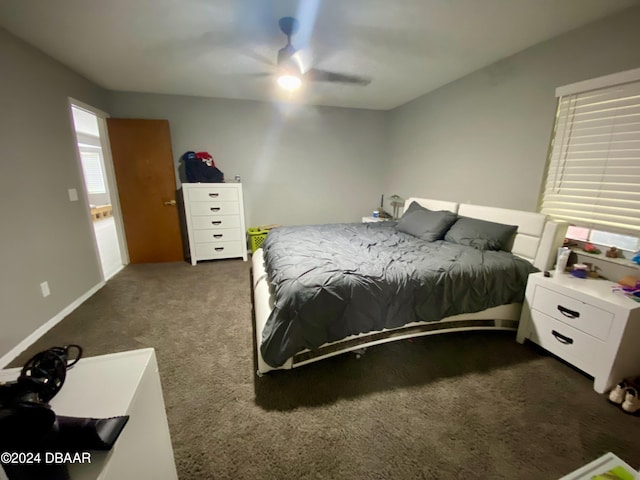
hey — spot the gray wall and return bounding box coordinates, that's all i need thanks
[108,93,388,227]
[385,6,640,211]
[0,27,109,359]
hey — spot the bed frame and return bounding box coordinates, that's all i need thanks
[252,197,568,375]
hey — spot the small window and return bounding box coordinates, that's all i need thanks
[589,230,639,252]
[566,225,639,253]
[566,226,590,242]
[80,150,106,194]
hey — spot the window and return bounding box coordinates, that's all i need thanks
[540,68,640,251]
[565,225,590,242]
[566,225,639,252]
[79,149,106,194]
[589,229,639,252]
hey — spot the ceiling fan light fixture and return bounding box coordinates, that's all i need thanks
[277,73,302,91]
[263,16,371,91]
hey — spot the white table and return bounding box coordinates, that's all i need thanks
[0,348,178,480]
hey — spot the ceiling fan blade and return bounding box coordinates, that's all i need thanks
[241,50,276,68]
[304,69,371,86]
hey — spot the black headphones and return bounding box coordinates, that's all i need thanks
[0,345,83,452]
[17,344,83,403]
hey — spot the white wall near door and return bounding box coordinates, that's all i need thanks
[93,216,124,280]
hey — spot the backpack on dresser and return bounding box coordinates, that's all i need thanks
[182,151,224,183]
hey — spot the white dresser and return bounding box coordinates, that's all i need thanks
[182,183,247,265]
[516,272,640,393]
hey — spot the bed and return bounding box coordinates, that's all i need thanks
[252,197,568,375]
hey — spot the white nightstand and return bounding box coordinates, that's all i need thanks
[516,272,640,394]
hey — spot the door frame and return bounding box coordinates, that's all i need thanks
[68,97,130,275]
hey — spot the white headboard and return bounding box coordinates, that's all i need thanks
[404,197,459,214]
[403,197,568,271]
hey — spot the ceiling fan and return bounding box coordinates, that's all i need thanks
[270,16,371,91]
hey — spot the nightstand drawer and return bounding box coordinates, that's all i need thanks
[532,285,614,340]
[528,310,604,376]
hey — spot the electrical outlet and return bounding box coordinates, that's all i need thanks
[68,188,78,202]
[40,281,50,298]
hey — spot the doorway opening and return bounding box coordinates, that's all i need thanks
[69,102,127,280]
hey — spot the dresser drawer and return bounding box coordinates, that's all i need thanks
[193,228,241,243]
[528,310,603,376]
[189,201,240,216]
[531,285,614,340]
[187,187,238,202]
[190,215,241,230]
[194,241,243,260]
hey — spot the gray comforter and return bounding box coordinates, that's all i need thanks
[260,222,537,367]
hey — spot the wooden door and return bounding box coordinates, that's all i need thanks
[107,119,183,263]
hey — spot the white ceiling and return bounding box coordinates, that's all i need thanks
[1,0,637,110]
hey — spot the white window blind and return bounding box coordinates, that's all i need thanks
[80,150,106,194]
[540,76,640,236]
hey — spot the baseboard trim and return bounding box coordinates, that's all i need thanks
[0,281,105,368]
[104,263,126,282]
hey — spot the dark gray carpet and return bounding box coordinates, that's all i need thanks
[10,260,640,479]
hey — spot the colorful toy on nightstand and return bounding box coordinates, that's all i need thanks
[570,263,589,278]
[614,276,640,302]
[606,246,623,258]
[583,243,601,254]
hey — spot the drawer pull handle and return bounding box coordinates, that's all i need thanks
[215,247,224,252]
[210,207,221,212]
[557,305,580,319]
[552,330,573,345]
[211,221,222,225]
[208,193,219,198]
[213,234,223,238]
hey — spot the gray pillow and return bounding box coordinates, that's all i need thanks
[444,216,518,251]
[396,201,458,242]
